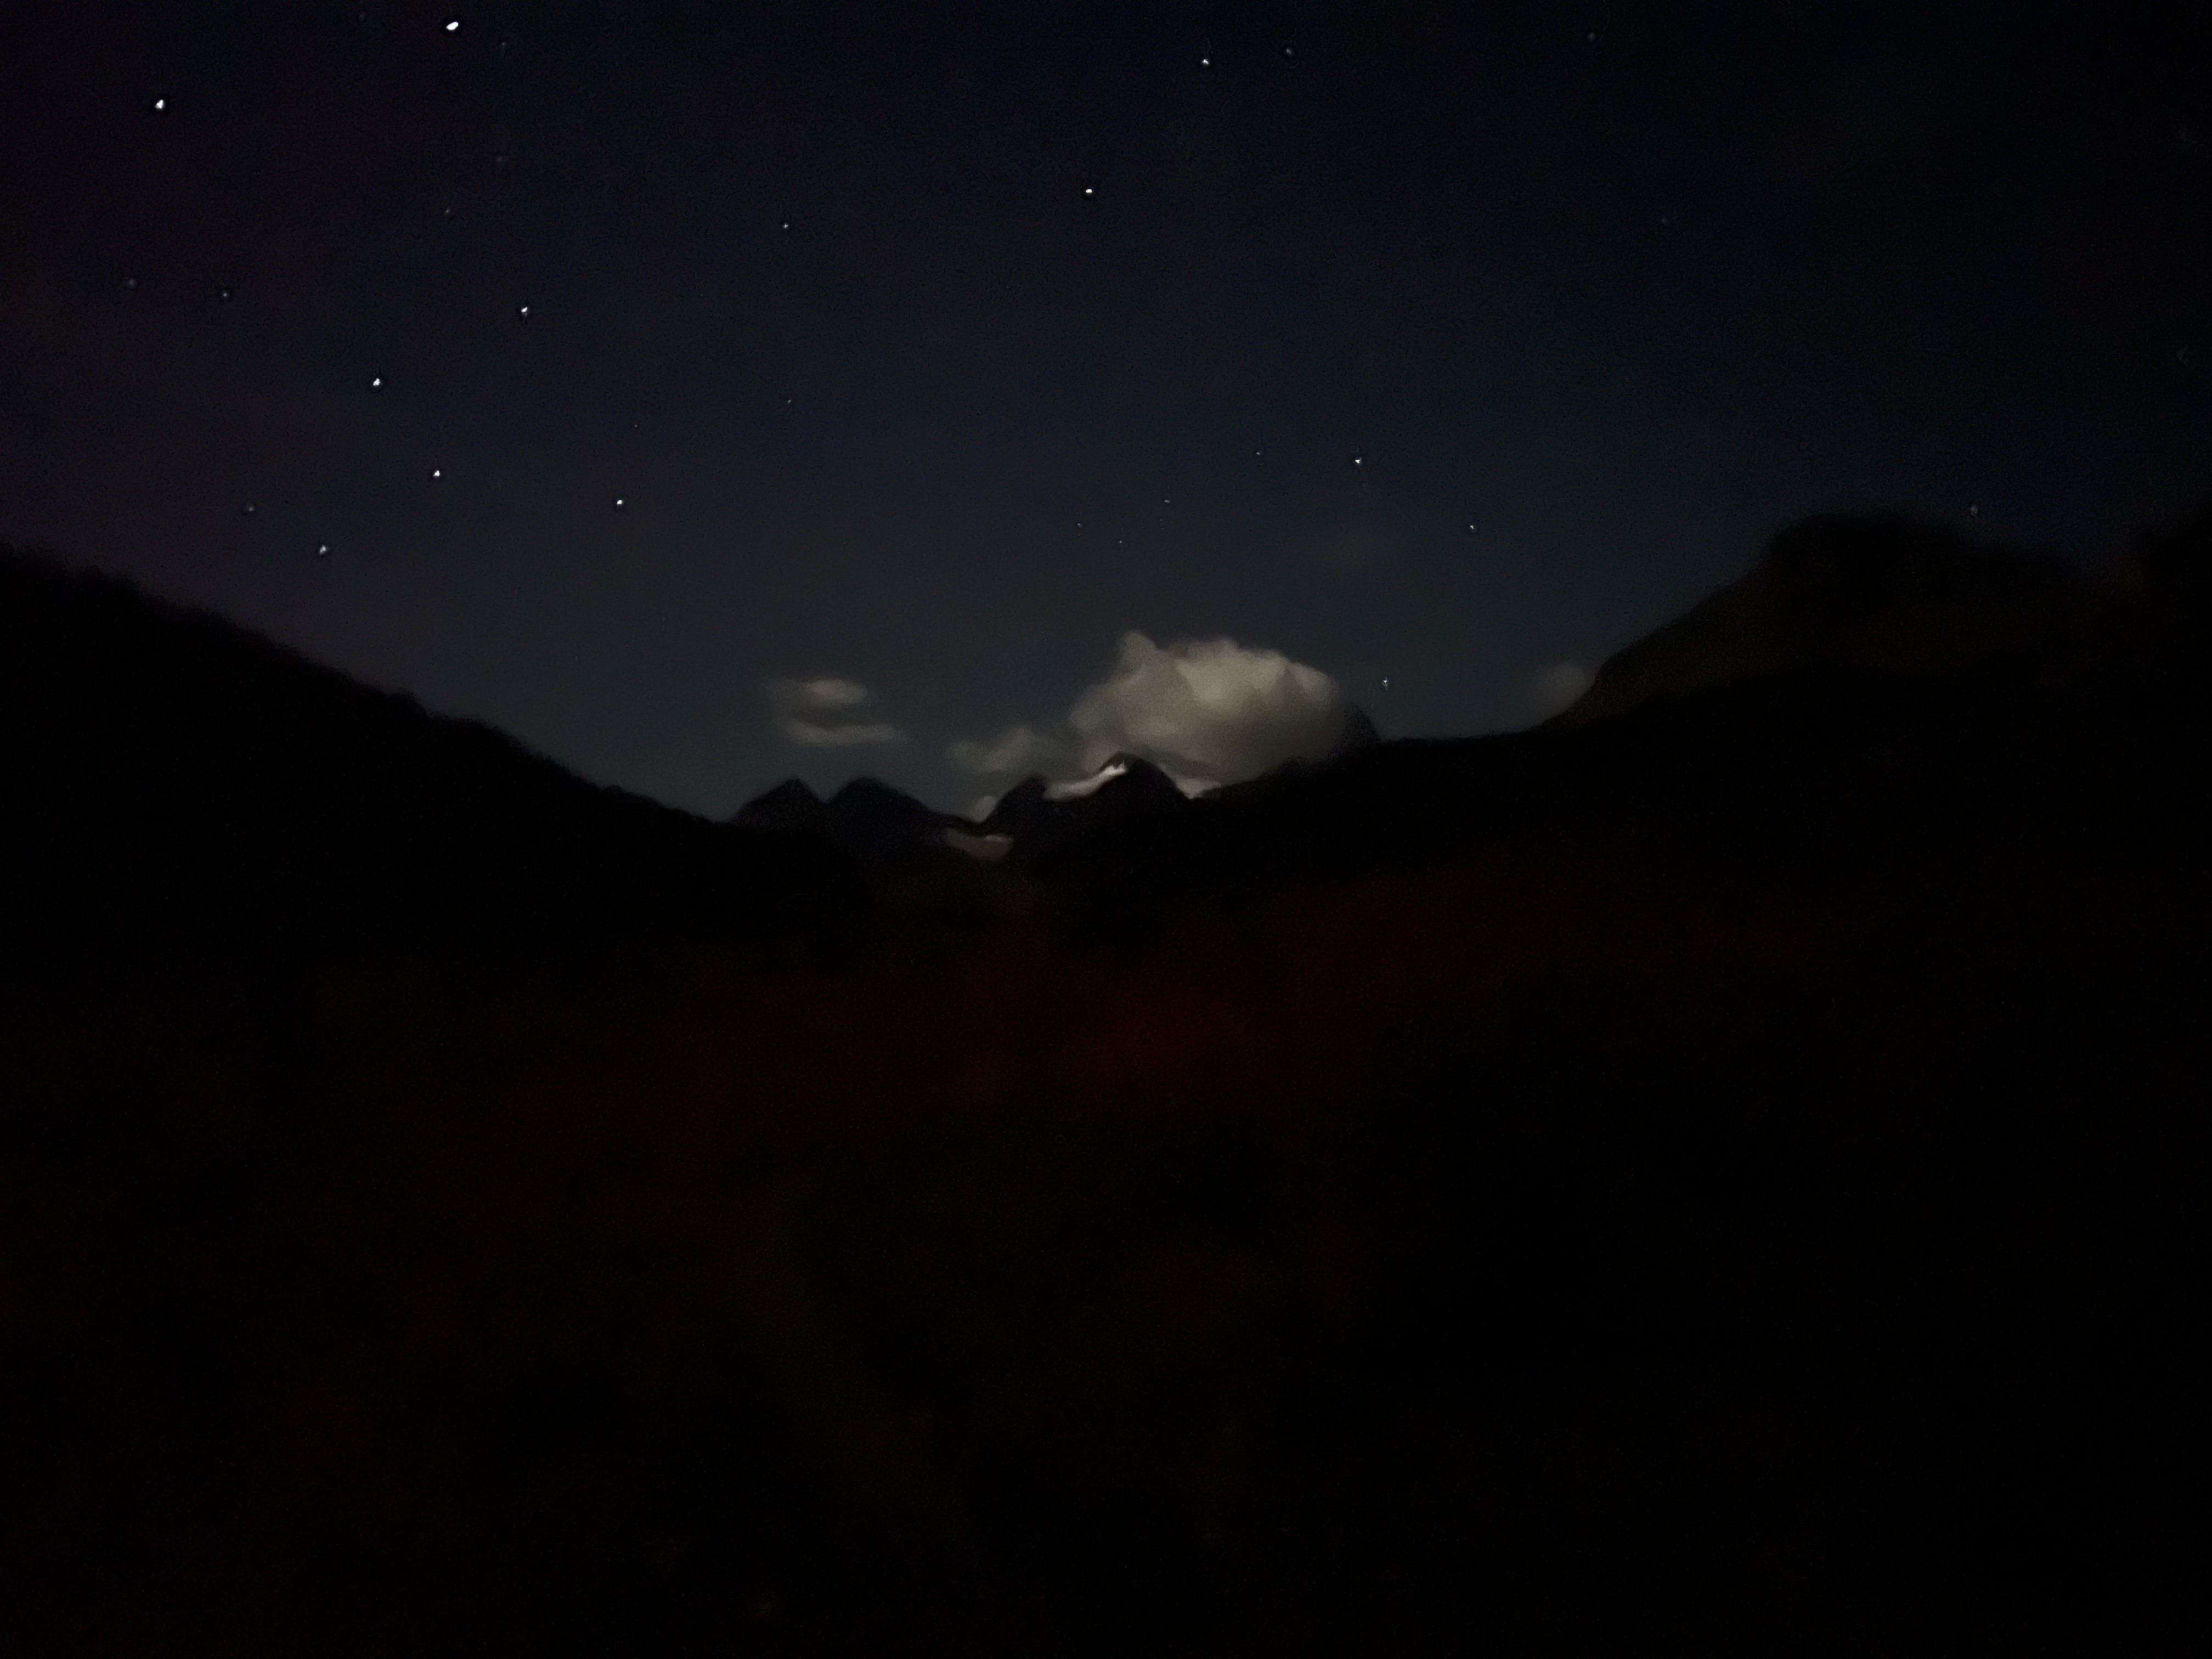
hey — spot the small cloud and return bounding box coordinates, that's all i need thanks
[766,676,902,747]
[1070,632,1350,788]
[769,676,871,714]
[1527,659,1594,718]
[947,721,1061,776]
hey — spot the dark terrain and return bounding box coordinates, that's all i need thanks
[2,507,2207,1655]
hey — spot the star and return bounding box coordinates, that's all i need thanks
[151,98,166,111]
[317,544,330,556]
[241,502,256,516]
[1084,186,1094,195]
[517,303,530,317]
[430,468,442,478]
[370,376,382,388]
[445,19,460,32]
[613,497,625,508]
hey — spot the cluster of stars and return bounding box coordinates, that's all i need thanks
[153,20,1447,568]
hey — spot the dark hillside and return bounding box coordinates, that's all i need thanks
[1,516,2206,1655]
[0,548,863,954]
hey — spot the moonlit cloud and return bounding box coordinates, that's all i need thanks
[767,677,904,747]
[947,721,1061,776]
[1068,631,1351,788]
[770,677,871,713]
[1527,659,1595,718]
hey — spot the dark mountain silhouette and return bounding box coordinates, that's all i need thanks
[822,776,968,868]
[1,545,862,955]
[2,510,2207,1657]
[730,775,825,833]
[1553,511,2100,727]
[732,774,984,890]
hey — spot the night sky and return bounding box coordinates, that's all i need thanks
[5,2,2208,816]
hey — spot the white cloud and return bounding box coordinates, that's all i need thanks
[1068,631,1350,789]
[766,676,903,747]
[947,721,1062,776]
[1527,659,1595,718]
[769,676,871,714]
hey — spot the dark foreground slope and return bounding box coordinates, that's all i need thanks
[2,520,2208,1656]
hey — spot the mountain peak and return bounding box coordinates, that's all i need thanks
[1558,511,2094,726]
[731,777,825,832]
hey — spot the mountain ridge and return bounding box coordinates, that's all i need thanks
[2,506,2207,1654]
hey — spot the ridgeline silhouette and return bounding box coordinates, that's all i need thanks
[2,506,2207,1656]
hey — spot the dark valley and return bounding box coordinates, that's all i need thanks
[3,503,2207,1655]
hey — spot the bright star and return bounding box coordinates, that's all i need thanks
[370,376,381,387]
[430,468,441,478]
[152,97,166,111]
[445,19,459,31]
[317,544,329,555]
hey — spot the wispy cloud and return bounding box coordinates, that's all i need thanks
[770,676,871,713]
[767,677,904,747]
